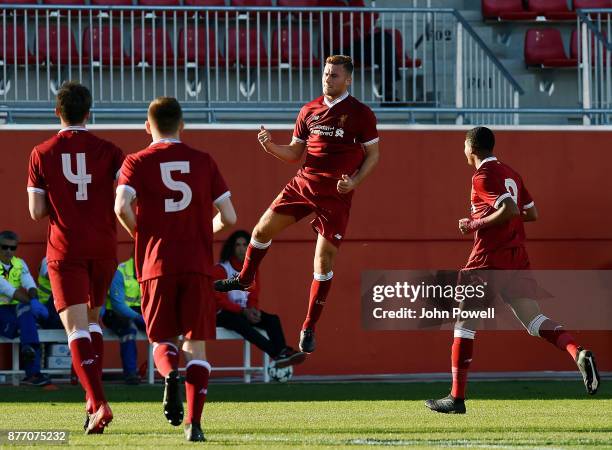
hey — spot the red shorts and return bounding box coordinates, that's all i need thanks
[465,246,530,270]
[140,273,216,343]
[270,172,352,248]
[47,258,117,313]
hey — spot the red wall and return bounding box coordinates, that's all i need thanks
[1,128,611,376]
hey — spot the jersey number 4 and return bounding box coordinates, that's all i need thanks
[62,153,91,201]
[160,161,192,212]
[504,178,518,204]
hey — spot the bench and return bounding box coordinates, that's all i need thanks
[0,328,270,386]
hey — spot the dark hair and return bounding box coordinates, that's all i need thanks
[465,126,495,155]
[220,230,251,263]
[56,81,92,125]
[0,230,19,242]
[148,96,183,134]
[325,54,354,75]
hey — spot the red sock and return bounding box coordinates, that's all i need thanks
[153,342,179,378]
[537,318,579,359]
[450,332,475,400]
[302,273,333,331]
[89,323,104,380]
[239,240,271,285]
[68,331,107,410]
[185,361,210,425]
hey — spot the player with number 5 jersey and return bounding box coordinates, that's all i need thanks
[115,97,236,442]
[27,82,124,434]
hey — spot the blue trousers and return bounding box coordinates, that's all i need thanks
[0,304,42,377]
[102,308,145,376]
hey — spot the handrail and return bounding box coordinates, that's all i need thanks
[576,9,612,52]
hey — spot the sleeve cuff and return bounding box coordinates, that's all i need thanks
[116,184,137,200]
[494,192,513,209]
[27,187,46,195]
[523,201,535,210]
[213,191,231,206]
[292,136,306,144]
[362,137,380,146]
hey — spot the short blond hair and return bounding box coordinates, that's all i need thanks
[325,55,353,75]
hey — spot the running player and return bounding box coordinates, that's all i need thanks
[114,97,236,442]
[214,55,379,354]
[425,126,600,414]
[27,82,124,433]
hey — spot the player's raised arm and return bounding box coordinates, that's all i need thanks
[459,197,520,234]
[114,186,137,238]
[337,141,379,194]
[213,196,237,234]
[258,125,306,163]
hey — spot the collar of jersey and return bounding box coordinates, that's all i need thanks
[58,126,88,134]
[323,91,349,108]
[150,138,182,146]
[477,156,497,169]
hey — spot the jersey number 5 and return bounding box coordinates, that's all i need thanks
[504,178,518,204]
[62,153,91,201]
[160,161,192,212]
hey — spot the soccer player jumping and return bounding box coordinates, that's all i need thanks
[214,55,380,354]
[425,127,601,414]
[27,82,125,433]
[115,97,236,441]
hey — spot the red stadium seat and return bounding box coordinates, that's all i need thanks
[37,25,80,65]
[524,28,577,67]
[132,26,174,66]
[177,27,223,66]
[271,28,319,67]
[570,29,608,64]
[277,0,319,6]
[389,29,422,68]
[89,0,133,17]
[137,0,181,5]
[82,26,129,66]
[0,0,36,17]
[574,0,612,8]
[526,0,576,20]
[226,27,269,66]
[230,0,273,6]
[481,0,538,21]
[0,25,35,65]
[42,0,87,4]
[183,0,226,5]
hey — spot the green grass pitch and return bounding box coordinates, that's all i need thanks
[0,380,610,448]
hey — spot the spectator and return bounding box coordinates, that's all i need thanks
[212,230,307,369]
[0,230,50,386]
[37,257,63,329]
[102,255,146,385]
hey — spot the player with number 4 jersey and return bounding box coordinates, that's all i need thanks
[27,82,123,434]
[115,97,236,443]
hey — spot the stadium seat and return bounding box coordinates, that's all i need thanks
[277,0,318,5]
[230,0,273,6]
[132,26,174,66]
[526,0,576,20]
[177,27,223,66]
[574,0,612,8]
[183,0,226,5]
[137,0,180,5]
[481,0,538,21]
[226,27,269,66]
[389,28,422,68]
[37,25,80,65]
[89,0,133,17]
[42,0,87,5]
[82,26,129,66]
[271,28,319,67]
[524,28,577,67]
[570,29,608,64]
[0,25,35,65]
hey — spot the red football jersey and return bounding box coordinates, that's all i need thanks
[117,140,229,282]
[465,157,534,268]
[293,92,378,179]
[27,127,125,261]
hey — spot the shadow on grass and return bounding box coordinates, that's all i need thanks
[0,380,609,403]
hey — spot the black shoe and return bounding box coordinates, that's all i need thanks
[21,373,51,386]
[163,370,184,426]
[576,347,600,395]
[124,373,141,385]
[184,422,206,442]
[274,347,307,368]
[425,395,466,414]
[214,274,250,292]
[298,328,315,354]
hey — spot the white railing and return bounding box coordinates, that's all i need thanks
[0,5,523,124]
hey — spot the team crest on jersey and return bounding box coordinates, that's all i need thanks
[335,128,344,138]
[338,114,348,127]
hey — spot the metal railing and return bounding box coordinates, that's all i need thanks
[577,8,612,125]
[0,4,522,124]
